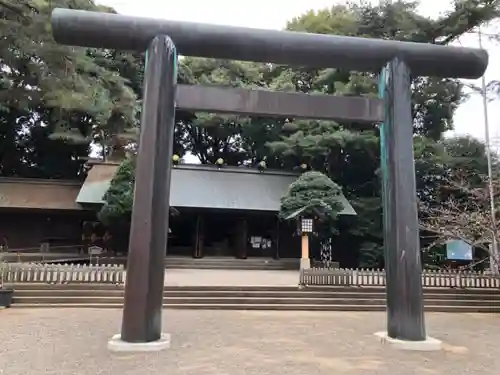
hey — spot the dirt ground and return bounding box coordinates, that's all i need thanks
[0,309,498,375]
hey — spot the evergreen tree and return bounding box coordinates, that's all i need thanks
[0,0,139,177]
[279,171,344,222]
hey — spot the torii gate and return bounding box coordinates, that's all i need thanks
[51,8,488,351]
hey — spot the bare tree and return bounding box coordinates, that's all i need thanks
[419,170,500,273]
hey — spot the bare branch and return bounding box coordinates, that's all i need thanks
[419,169,500,272]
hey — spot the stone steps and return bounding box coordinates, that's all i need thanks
[8,283,499,312]
[10,303,499,313]
[11,283,500,294]
[18,255,300,270]
[164,258,298,270]
[165,264,292,270]
[11,295,500,307]
[13,289,500,301]
[8,303,386,310]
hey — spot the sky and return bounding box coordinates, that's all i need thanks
[96,0,500,147]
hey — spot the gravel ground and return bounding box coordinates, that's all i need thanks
[0,309,498,375]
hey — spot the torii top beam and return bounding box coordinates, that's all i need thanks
[51,8,488,79]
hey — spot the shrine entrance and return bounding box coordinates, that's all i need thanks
[51,7,488,345]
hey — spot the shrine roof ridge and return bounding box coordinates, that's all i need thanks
[174,164,299,177]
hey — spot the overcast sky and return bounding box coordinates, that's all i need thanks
[97,0,500,145]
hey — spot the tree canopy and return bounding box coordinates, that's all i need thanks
[97,158,135,227]
[1,0,141,178]
[279,171,344,222]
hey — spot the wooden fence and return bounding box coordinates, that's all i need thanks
[2,263,125,285]
[300,268,500,289]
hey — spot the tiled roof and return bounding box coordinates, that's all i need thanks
[0,163,356,215]
[76,163,118,205]
[0,178,83,211]
[77,163,356,215]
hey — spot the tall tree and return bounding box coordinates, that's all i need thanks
[0,0,138,178]
[164,1,499,266]
[267,0,500,266]
[177,58,278,165]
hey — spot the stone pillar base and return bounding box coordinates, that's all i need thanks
[108,333,171,352]
[374,331,442,351]
[300,258,311,269]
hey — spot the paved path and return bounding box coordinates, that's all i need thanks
[122,269,300,286]
[164,269,299,286]
[0,309,498,375]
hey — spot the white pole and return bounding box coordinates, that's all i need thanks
[478,27,499,273]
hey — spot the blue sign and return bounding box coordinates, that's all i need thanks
[446,240,473,260]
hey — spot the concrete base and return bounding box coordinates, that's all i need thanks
[374,331,442,351]
[107,333,171,352]
[300,258,311,269]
